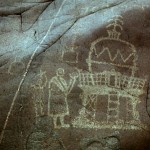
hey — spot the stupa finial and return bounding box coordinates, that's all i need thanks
[106,16,124,39]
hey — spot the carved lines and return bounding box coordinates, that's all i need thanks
[8,57,25,75]
[0,0,68,143]
[31,70,47,122]
[73,15,147,130]
[48,68,78,128]
[106,16,123,39]
[78,71,145,92]
[61,31,80,63]
[94,47,135,63]
[107,93,120,123]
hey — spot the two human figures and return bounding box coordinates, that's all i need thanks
[48,68,78,128]
[32,68,78,128]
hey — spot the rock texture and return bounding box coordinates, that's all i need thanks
[1,0,150,149]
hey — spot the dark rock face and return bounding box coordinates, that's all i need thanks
[1,0,150,150]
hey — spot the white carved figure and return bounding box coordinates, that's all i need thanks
[73,16,147,130]
[31,70,47,122]
[8,56,25,75]
[48,68,77,129]
[61,32,80,63]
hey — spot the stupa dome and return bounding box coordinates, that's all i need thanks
[87,17,137,76]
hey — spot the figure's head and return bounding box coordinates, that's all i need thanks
[56,68,65,77]
[36,78,42,86]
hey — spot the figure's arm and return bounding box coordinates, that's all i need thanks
[30,84,35,89]
[48,80,52,89]
[43,74,48,87]
[68,79,75,94]
[68,73,78,94]
[48,78,55,90]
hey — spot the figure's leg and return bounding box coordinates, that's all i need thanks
[37,101,41,117]
[133,103,140,122]
[34,99,39,117]
[40,100,44,116]
[53,116,59,129]
[34,101,39,124]
[60,115,70,128]
[40,90,45,116]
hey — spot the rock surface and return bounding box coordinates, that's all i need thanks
[1,0,150,149]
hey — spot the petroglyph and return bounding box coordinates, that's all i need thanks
[13,16,148,131]
[106,16,124,39]
[41,16,147,130]
[72,16,147,130]
[2,1,150,149]
[93,47,134,63]
[61,32,80,63]
[87,16,137,76]
[31,70,47,122]
[8,56,25,75]
[48,68,78,129]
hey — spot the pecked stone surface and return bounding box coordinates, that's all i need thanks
[1,0,150,149]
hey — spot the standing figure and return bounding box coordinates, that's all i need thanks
[31,70,47,122]
[48,68,77,128]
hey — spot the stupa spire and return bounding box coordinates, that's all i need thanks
[106,16,124,39]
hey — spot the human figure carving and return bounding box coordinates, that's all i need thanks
[48,68,78,128]
[31,70,47,122]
